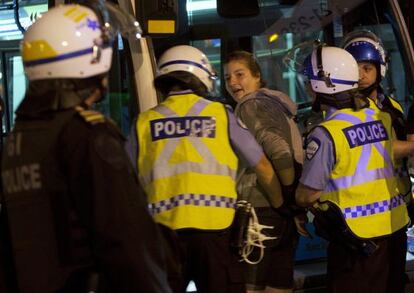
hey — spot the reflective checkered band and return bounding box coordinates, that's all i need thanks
[149,194,236,215]
[342,195,405,219]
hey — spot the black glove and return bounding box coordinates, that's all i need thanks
[273,202,306,218]
[407,201,414,227]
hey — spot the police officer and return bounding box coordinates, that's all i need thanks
[125,45,284,293]
[0,3,170,292]
[296,46,409,293]
[342,30,413,217]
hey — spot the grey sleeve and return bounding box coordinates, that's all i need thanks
[299,127,335,190]
[125,119,138,172]
[237,99,295,172]
[226,108,264,168]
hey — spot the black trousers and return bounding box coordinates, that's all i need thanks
[161,226,246,293]
[327,228,408,293]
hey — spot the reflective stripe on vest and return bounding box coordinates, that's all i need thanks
[369,98,412,197]
[325,108,394,192]
[319,107,408,238]
[140,99,236,187]
[148,193,237,215]
[342,194,405,219]
[137,93,238,230]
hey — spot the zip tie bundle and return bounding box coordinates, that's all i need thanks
[240,207,277,264]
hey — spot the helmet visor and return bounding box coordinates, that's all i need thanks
[81,0,142,43]
[282,39,325,73]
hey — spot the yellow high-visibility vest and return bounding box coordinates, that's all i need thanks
[137,93,238,230]
[318,106,408,238]
[384,98,412,199]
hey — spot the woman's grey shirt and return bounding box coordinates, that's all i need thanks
[235,88,304,207]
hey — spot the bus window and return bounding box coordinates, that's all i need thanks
[5,52,25,130]
[0,57,4,135]
[94,35,138,136]
[186,0,414,116]
[183,0,414,265]
[190,39,222,101]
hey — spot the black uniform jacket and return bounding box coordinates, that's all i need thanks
[0,95,170,293]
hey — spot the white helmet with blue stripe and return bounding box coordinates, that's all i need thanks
[304,46,359,95]
[156,45,217,92]
[22,2,141,81]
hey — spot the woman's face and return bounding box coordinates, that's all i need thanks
[224,60,261,103]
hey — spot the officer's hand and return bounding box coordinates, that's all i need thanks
[294,213,311,238]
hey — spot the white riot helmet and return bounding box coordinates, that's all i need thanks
[22,2,141,81]
[156,45,217,93]
[305,46,359,95]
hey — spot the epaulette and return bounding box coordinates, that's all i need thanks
[75,106,105,125]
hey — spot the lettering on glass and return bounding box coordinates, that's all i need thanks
[343,120,388,148]
[150,116,216,141]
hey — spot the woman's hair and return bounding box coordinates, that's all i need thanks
[224,50,266,88]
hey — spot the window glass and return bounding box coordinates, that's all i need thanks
[94,36,137,136]
[191,39,222,100]
[0,4,48,41]
[0,57,5,135]
[186,0,414,263]
[5,52,26,128]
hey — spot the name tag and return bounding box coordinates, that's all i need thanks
[343,120,388,148]
[150,116,216,141]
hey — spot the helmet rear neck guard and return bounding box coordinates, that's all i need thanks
[316,90,368,111]
[17,76,105,115]
[154,71,209,98]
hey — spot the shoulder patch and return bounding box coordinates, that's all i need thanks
[305,137,321,160]
[75,106,105,125]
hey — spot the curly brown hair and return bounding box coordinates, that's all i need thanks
[224,50,266,88]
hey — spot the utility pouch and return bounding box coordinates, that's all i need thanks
[310,202,379,256]
[230,200,252,248]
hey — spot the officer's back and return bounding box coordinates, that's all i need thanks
[0,2,170,293]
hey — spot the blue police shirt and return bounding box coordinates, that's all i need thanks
[300,126,335,191]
